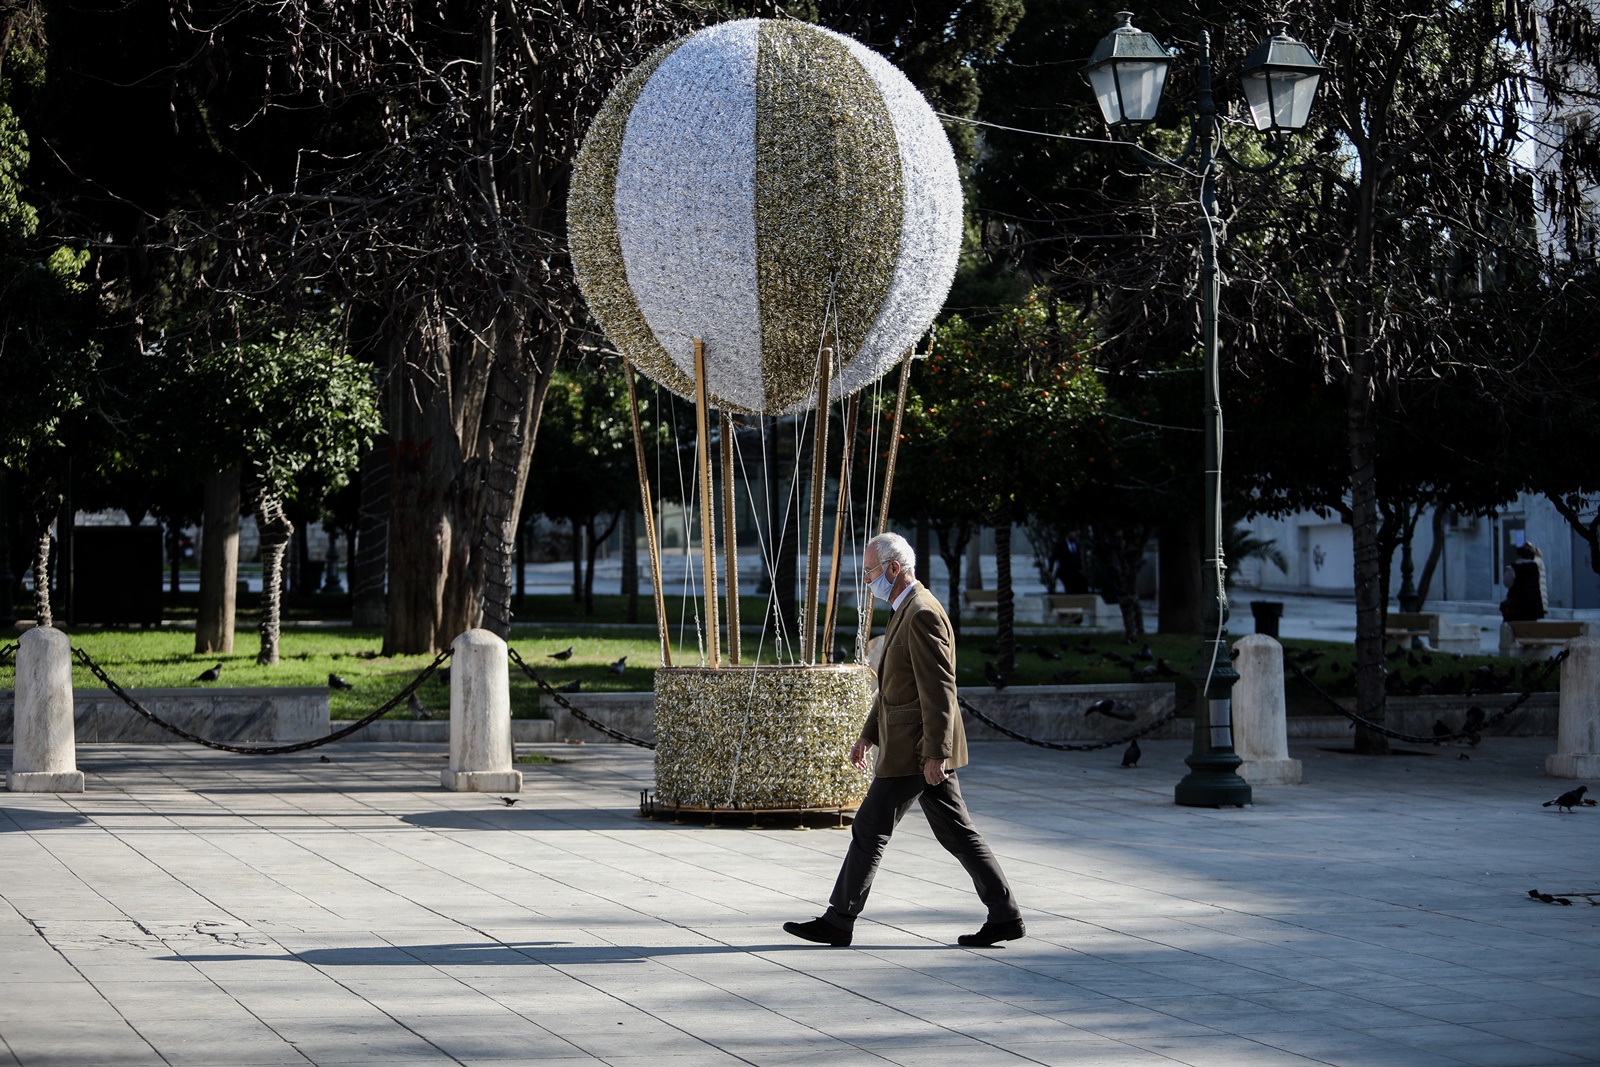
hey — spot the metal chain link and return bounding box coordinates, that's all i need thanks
[507,645,657,749]
[71,647,451,755]
[0,642,18,664]
[959,696,1180,751]
[1286,649,1567,745]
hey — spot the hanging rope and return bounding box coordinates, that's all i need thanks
[1285,650,1566,745]
[959,696,1180,751]
[69,646,451,755]
[507,645,656,749]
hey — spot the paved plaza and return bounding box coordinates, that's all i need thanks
[1,738,1597,1067]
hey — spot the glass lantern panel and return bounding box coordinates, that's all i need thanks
[1086,65,1124,125]
[1283,71,1321,129]
[1115,60,1168,123]
[1241,70,1273,130]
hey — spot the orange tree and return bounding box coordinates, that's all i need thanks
[894,290,1104,668]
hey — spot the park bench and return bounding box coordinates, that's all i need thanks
[1385,611,1481,654]
[1499,619,1597,658]
[1046,593,1099,625]
[963,589,998,615]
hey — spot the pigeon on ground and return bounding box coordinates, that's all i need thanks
[1121,739,1141,768]
[609,656,628,674]
[1432,719,1452,744]
[1085,699,1136,722]
[196,663,223,682]
[1408,651,1421,668]
[408,693,432,720]
[438,666,451,684]
[1292,649,1325,664]
[983,662,1009,690]
[1049,669,1081,685]
[500,797,519,807]
[1133,643,1155,662]
[1131,664,1158,682]
[318,755,331,763]
[1074,641,1097,655]
[548,647,575,661]
[556,679,582,694]
[1156,659,1179,678]
[1032,645,1062,661]
[1544,785,1591,812]
[1385,646,1406,661]
[1103,652,1130,666]
[328,673,353,690]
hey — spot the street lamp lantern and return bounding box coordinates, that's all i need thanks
[1083,11,1172,127]
[1239,22,1325,133]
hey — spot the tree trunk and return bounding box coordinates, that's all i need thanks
[383,307,481,655]
[966,534,983,589]
[993,502,1015,673]
[623,505,639,623]
[584,511,620,617]
[913,519,930,585]
[1158,517,1203,634]
[1414,507,1447,606]
[571,515,584,602]
[936,521,970,642]
[1347,341,1389,754]
[351,439,389,629]
[32,523,52,628]
[476,319,561,638]
[196,468,241,654]
[256,496,293,666]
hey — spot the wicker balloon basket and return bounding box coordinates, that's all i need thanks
[652,664,874,812]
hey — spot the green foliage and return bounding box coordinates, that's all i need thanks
[896,288,1105,524]
[527,360,653,526]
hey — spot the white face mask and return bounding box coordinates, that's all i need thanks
[867,565,895,601]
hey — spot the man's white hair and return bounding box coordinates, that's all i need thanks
[867,532,916,579]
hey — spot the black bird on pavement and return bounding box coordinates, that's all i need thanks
[549,646,575,661]
[983,662,1009,690]
[328,673,353,690]
[1121,739,1141,768]
[408,693,433,720]
[609,656,628,674]
[500,797,519,806]
[1544,785,1593,812]
[319,755,331,763]
[1033,645,1062,661]
[556,679,582,694]
[196,663,223,682]
[1086,698,1137,722]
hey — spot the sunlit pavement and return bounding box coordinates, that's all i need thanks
[1,739,1596,1066]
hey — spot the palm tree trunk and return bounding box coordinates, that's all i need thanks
[993,501,1015,674]
[32,524,51,628]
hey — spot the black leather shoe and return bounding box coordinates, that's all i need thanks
[783,917,852,946]
[958,918,1026,947]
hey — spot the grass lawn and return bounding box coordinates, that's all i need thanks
[3,616,1552,723]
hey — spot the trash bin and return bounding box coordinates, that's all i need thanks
[1250,600,1284,638]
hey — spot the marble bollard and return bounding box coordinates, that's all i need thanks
[8,627,85,792]
[1547,635,1600,779]
[1231,634,1302,786]
[441,629,523,793]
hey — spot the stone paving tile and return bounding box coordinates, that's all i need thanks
[3,739,1599,1067]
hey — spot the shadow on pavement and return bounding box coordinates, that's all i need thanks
[164,940,942,966]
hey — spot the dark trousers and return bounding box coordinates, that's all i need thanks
[824,771,1020,929]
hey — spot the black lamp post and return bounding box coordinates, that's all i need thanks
[1084,12,1323,808]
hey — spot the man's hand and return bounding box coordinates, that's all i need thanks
[849,738,874,770]
[923,757,948,786]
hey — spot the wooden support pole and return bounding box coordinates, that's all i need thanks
[693,339,721,667]
[821,394,860,659]
[802,347,834,663]
[862,346,919,631]
[720,411,741,665]
[624,364,672,667]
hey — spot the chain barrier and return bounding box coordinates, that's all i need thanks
[0,642,18,664]
[959,696,1180,752]
[71,647,452,755]
[1285,649,1567,745]
[507,645,657,749]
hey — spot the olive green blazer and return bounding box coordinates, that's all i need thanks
[859,585,968,778]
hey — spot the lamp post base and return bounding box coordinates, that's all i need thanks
[1175,748,1252,807]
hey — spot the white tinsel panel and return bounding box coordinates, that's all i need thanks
[835,32,964,394]
[615,20,764,412]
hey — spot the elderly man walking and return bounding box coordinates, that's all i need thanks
[784,532,1025,948]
